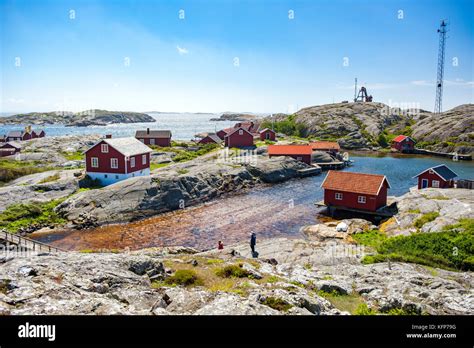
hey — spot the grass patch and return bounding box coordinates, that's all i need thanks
[353,303,377,315]
[261,297,293,312]
[177,169,189,175]
[61,150,83,161]
[318,290,366,314]
[215,264,252,278]
[165,269,203,287]
[407,209,421,214]
[0,159,59,184]
[360,219,474,271]
[38,172,61,184]
[205,259,224,265]
[150,162,170,170]
[352,230,388,249]
[0,199,67,233]
[430,195,450,201]
[414,212,440,229]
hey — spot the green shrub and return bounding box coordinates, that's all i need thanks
[354,303,377,315]
[165,269,202,287]
[0,199,67,233]
[215,264,251,278]
[352,230,387,249]
[360,219,474,271]
[414,212,440,229]
[377,133,389,148]
[262,297,293,312]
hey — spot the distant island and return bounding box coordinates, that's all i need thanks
[210,113,261,122]
[0,110,156,127]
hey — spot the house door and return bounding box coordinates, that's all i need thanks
[421,179,428,189]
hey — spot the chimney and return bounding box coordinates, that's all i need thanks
[105,134,112,139]
[147,128,150,134]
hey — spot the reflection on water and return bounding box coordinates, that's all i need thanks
[32,153,474,251]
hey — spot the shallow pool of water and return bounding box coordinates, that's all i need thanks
[32,153,473,251]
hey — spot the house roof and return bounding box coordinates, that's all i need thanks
[268,144,313,156]
[2,141,22,149]
[413,164,458,181]
[259,128,275,134]
[235,122,260,133]
[321,171,391,196]
[6,131,24,138]
[85,137,152,157]
[217,127,234,134]
[33,129,45,134]
[392,135,415,143]
[201,133,222,144]
[135,130,171,138]
[310,141,340,150]
[224,127,254,138]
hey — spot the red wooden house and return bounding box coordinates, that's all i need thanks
[235,121,260,135]
[198,133,223,145]
[85,137,152,186]
[224,127,254,148]
[32,130,45,138]
[259,128,276,141]
[413,164,457,189]
[216,127,233,140]
[310,141,340,153]
[267,144,313,164]
[391,135,416,153]
[135,129,172,147]
[0,142,21,157]
[321,171,391,212]
[6,130,32,142]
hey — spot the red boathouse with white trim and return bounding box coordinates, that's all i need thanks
[321,171,391,212]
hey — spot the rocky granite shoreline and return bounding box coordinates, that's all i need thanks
[0,235,471,315]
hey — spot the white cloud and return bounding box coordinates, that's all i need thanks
[176,45,189,55]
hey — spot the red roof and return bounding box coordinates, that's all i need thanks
[321,171,390,196]
[268,144,313,156]
[310,141,340,150]
[392,135,408,142]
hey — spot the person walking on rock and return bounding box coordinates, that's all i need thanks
[250,233,257,258]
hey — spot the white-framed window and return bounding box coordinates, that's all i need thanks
[335,192,343,200]
[130,157,135,168]
[432,180,440,188]
[110,158,118,169]
[150,139,155,145]
[91,157,99,168]
[101,144,109,153]
[239,130,243,135]
[358,195,366,204]
[142,154,147,165]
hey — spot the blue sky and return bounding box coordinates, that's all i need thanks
[0,0,473,113]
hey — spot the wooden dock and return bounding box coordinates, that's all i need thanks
[414,148,472,161]
[0,230,65,253]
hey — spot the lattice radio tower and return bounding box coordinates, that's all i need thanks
[434,20,448,114]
